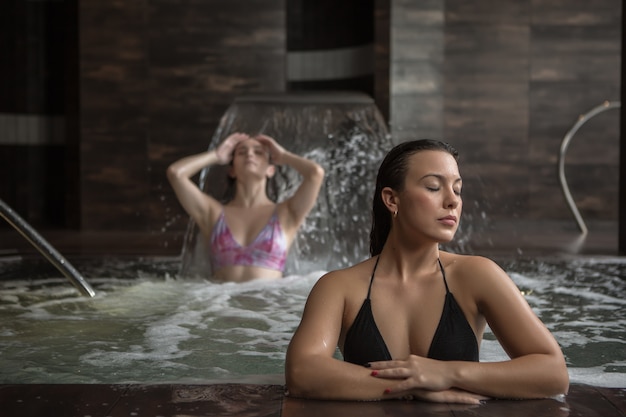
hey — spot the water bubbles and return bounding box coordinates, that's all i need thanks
[0,257,623,386]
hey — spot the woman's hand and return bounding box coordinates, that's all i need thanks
[370,355,452,392]
[215,133,249,164]
[370,355,489,404]
[255,134,287,164]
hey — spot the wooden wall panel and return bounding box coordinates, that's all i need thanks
[79,0,286,232]
[75,0,620,235]
[79,0,149,230]
[528,1,621,221]
[145,0,286,234]
[442,2,530,221]
[392,0,620,225]
[390,0,444,142]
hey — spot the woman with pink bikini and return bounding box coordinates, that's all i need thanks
[167,132,324,282]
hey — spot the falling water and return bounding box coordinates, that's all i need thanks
[179,92,393,278]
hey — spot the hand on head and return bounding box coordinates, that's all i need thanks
[215,133,249,165]
[255,134,286,165]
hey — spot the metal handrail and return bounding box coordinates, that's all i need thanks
[0,198,95,297]
[558,100,621,235]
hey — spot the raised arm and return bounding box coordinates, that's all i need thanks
[166,133,247,235]
[255,134,324,230]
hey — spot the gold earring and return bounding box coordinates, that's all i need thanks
[393,210,398,218]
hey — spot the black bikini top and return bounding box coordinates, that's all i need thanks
[342,257,479,365]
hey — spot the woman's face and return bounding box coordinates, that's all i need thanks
[230,138,274,180]
[391,150,463,243]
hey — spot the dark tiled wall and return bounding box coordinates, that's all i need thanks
[391,0,621,224]
[79,0,287,232]
[76,0,620,237]
[527,2,621,222]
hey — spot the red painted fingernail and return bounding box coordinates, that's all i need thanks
[371,370,378,376]
[384,388,391,394]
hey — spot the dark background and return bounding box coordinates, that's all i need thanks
[0,0,622,254]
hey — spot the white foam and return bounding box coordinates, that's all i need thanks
[1,258,624,386]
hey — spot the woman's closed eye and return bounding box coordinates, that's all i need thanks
[425,185,462,196]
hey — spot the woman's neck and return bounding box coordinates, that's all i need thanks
[378,240,441,281]
[230,181,272,208]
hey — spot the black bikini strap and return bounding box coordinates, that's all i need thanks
[369,257,448,298]
[366,256,381,299]
[437,258,450,293]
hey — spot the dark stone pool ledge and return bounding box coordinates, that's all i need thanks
[0,383,623,417]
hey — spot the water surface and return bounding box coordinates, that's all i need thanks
[0,256,623,387]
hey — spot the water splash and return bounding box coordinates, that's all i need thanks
[179,93,393,278]
[0,256,623,385]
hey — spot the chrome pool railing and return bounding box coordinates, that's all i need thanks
[558,100,621,235]
[0,198,95,297]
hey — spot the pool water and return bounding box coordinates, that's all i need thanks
[0,256,624,387]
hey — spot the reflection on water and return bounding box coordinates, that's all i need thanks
[0,256,624,386]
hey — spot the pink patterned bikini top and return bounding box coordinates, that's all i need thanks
[209,211,287,272]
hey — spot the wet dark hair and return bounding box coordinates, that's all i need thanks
[369,139,459,256]
[220,141,277,203]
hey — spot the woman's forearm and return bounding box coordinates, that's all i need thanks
[286,355,394,401]
[280,151,324,181]
[167,150,220,181]
[449,354,569,399]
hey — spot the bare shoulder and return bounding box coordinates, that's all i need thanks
[440,252,513,289]
[441,252,504,272]
[310,258,376,296]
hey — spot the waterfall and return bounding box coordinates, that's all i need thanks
[179,92,393,278]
